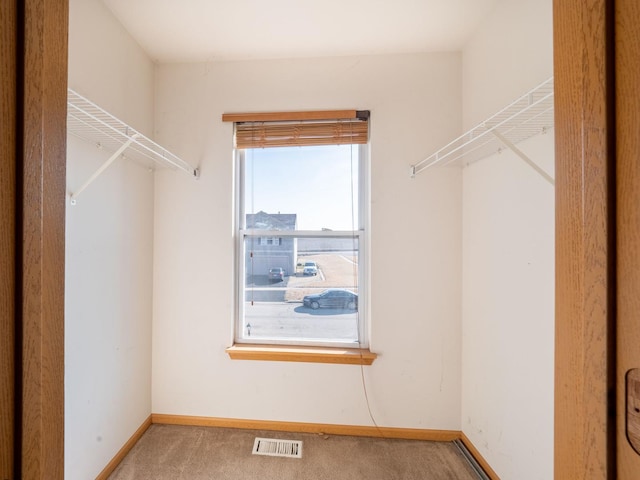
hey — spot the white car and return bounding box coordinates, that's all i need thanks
[303,261,318,276]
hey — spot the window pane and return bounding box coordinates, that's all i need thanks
[241,236,360,345]
[243,145,359,231]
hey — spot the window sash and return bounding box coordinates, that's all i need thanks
[237,146,363,231]
[237,231,365,348]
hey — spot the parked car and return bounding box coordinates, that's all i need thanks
[303,261,318,276]
[268,267,285,282]
[303,289,358,310]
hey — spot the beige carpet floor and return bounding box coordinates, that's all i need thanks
[107,424,482,479]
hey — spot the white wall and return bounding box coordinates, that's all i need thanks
[462,0,554,129]
[461,1,554,479]
[152,53,464,430]
[65,0,155,478]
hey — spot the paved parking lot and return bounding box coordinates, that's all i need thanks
[285,253,358,301]
[242,253,361,340]
[245,253,359,303]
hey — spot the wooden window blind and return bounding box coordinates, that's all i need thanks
[222,110,369,149]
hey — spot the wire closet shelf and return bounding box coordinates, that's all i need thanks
[67,88,198,200]
[410,77,554,177]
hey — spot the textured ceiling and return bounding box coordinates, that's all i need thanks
[101,0,499,63]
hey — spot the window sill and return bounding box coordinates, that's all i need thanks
[225,344,378,365]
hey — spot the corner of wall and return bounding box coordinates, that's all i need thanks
[65,0,156,478]
[459,0,554,479]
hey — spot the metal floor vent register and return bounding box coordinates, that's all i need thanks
[252,437,303,458]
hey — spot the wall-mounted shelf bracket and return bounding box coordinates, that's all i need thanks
[490,130,554,185]
[410,77,554,181]
[67,88,199,204]
[69,134,139,205]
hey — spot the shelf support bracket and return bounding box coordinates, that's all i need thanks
[490,130,555,185]
[70,134,140,204]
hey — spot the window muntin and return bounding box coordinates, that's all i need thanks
[236,144,367,348]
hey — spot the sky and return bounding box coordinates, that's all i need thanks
[243,145,360,231]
